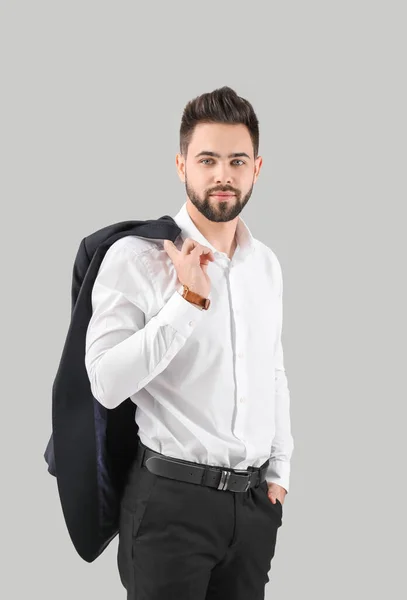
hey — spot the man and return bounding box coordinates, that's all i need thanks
[85,85,294,599]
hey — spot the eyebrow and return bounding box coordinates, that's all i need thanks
[195,151,251,159]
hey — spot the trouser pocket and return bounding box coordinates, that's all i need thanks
[259,480,283,526]
[117,466,159,591]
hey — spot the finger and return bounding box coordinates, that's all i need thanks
[180,238,200,255]
[181,238,214,260]
[199,254,213,264]
[191,245,215,261]
[163,239,179,257]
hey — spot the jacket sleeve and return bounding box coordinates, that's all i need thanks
[85,241,205,409]
[265,259,294,494]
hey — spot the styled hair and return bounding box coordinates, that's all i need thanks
[180,86,259,159]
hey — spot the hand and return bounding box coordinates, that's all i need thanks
[163,237,215,298]
[266,482,287,506]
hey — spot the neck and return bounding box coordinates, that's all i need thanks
[186,199,238,258]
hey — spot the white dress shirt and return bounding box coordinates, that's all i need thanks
[85,201,294,493]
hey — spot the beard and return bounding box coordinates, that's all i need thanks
[185,172,254,223]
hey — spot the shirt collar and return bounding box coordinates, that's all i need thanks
[173,201,256,263]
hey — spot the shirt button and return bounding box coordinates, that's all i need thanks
[237,352,243,358]
[240,396,245,403]
[189,320,195,327]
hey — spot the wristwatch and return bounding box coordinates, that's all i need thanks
[179,284,211,310]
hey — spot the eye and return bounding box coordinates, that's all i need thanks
[199,159,245,165]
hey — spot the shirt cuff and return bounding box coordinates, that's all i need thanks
[155,288,206,337]
[265,459,291,494]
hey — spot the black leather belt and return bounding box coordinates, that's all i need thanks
[136,439,269,493]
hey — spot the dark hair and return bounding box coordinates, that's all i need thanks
[180,86,259,160]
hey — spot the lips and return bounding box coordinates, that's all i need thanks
[211,193,235,197]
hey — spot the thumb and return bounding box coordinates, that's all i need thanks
[163,239,177,257]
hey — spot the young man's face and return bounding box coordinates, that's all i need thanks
[176,122,262,222]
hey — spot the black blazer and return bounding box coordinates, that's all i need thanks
[44,215,182,563]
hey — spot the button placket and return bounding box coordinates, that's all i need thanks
[228,266,249,448]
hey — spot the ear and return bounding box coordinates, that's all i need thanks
[175,153,186,183]
[253,155,263,183]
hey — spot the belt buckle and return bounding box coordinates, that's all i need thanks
[217,469,231,491]
[235,468,252,492]
[217,469,252,492]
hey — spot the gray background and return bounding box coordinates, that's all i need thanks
[1,1,406,598]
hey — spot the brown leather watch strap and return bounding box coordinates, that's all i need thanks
[180,285,211,310]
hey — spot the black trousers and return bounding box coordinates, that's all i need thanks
[117,439,283,599]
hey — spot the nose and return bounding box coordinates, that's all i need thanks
[213,163,233,185]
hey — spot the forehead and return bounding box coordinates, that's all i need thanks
[189,122,252,154]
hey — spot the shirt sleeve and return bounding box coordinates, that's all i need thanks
[265,260,294,494]
[85,241,206,409]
